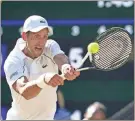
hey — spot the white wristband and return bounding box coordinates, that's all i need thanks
[36,74,47,89]
[61,64,71,74]
[36,73,56,88]
[44,73,56,83]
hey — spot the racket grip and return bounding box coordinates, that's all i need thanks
[60,67,95,80]
[77,67,95,71]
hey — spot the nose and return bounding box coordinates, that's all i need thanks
[38,38,46,45]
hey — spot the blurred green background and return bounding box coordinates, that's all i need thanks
[1,1,134,119]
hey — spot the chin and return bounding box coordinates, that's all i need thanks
[35,53,42,58]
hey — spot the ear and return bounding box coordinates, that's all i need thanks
[22,32,27,41]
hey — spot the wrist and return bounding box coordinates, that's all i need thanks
[36,73,56,88]
[61,64,71,74]
[36,74,47,88]
[44,73,56,83]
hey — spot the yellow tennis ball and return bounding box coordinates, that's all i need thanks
[87,42,99,54]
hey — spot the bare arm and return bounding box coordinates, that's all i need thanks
[4,54,64,100]
[12,76,43,100]
[12,74,64,100]
[53,54,69,71]
[53,53,80,80]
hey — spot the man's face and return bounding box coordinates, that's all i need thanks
[26,28,49,58]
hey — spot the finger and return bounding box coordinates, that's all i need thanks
[59,77,64,85]
[48,79,58,87]
[52,81,58,87]
[51,74,62,85]
[57,78,64,85]
[59,75,65,85]
[74,70,80,77]
[68,66,75,75]
[60,80,64,85]
[55,76,64,85]
[65,73,76,81]
[52,80,62,87]
[64,73,72,80]
[48,82,56,87]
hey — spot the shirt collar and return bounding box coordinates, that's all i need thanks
[14,38,27,60]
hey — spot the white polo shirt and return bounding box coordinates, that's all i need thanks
[4,38,64,120]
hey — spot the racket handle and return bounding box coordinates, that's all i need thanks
[77,67,95,71]
[60,67,95,80]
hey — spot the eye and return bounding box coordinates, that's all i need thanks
[33,33,48,40]
[33,34,40,40]
[44,35,48,39]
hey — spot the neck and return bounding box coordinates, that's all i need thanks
[23,47,35,59]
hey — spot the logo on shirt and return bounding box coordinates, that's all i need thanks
[42,64,48,68]
[10,71,18,79]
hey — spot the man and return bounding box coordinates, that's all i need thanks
[4,15,80,120]
[83,102,106,120]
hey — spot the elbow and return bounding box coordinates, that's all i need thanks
[12,77,41,100]
[20,88,41,100]
[19,88,34,100]
[21,92,33,100]
[17,83,41,100]
[22,94,32,100]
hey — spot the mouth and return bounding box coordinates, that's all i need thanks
[35,47,43,51]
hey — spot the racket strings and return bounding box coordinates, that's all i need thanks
[93,32,123,69]
[110,32,132,67]
[93,30,132,70]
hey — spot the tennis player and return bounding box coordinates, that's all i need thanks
[4,15,80,120]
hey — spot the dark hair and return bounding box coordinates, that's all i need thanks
[26,31,31,36]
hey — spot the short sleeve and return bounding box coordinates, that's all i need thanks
[47,39,65,58]
[4,58,25,87]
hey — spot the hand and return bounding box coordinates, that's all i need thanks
[46,74,64,87]
[62,64,80,81]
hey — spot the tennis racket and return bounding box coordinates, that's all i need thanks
[77,27,132,71]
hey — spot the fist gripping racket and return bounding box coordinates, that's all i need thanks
[77,27,132,71]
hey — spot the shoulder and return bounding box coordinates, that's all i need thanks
[44,39,64,58]
[4,38,26,70]
[4,52,25,83]
[4,50,23,72]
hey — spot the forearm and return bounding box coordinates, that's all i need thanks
[53,54,69,71]
[15,75,47,100]
[53,54,80,81]
[20,80,42,100]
